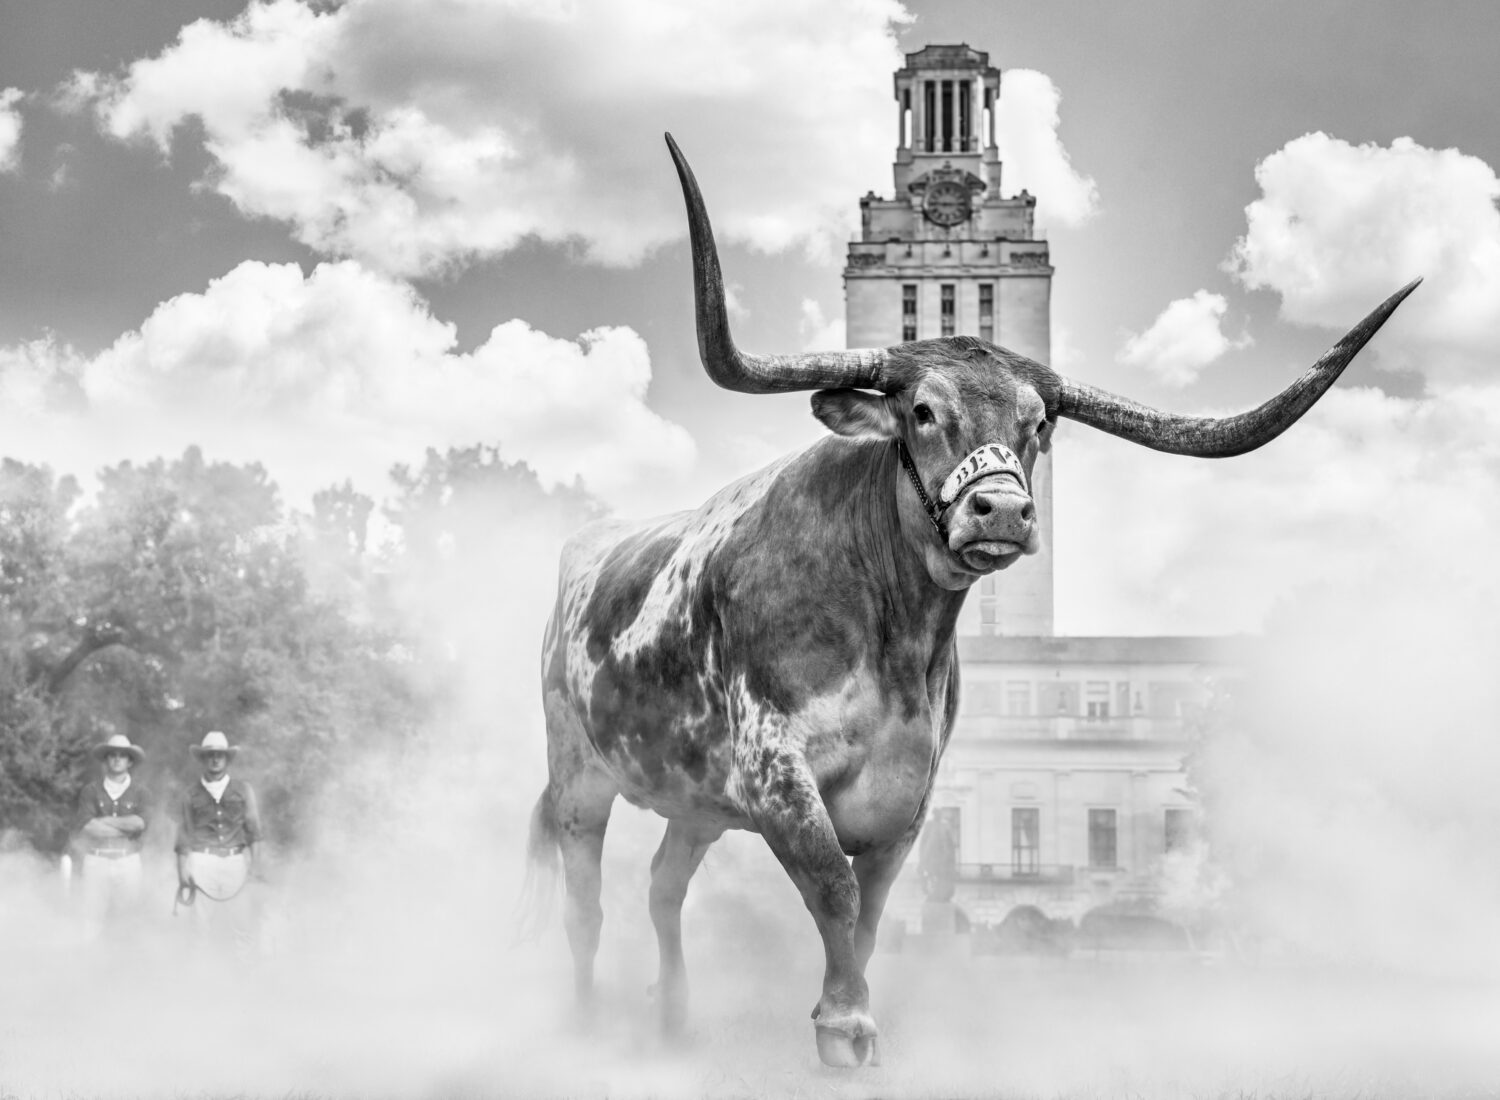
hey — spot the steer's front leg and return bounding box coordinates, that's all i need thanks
[745,749,878,1069]
[852,823,923,975]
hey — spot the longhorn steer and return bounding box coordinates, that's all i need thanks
[526,134,1417,1068]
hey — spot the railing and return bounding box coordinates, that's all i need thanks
[957,862,1075,885]
[845,237,1048,268]
[955,715,1192,742]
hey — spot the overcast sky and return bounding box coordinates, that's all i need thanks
[1,0,1497,635]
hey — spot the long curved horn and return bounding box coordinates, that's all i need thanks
[666,132,890,394]
[1058,279,1421,457]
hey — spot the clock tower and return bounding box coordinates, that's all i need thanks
[844,43,1055,636]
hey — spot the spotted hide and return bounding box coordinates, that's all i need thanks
[523,133,1418,1069]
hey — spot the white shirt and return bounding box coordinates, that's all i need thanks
[201,775,230,802]
[102,774,132,802]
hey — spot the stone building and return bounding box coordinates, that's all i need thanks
[845,44,1238,932]
[925,634,1246,928]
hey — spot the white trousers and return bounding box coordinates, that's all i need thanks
[80,853,144,939]
[185,851,256,955]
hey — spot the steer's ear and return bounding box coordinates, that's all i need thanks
[811,389,899,440]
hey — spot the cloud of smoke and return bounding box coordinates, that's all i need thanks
[6,424,1500,1100]
[1192,540,1500,981]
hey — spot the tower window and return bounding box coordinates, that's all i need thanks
[901,284,917,342]
[959,79,972,153]
[923,81,936,153]
[1012,807,1040,875]
[1089,809,1118,869]
[941,80,953,153]
[1085,680,1110,721]
[940,284,955,337]
[979,284,994,342]
[902,88,912,148]
[1165,808,1193,853]
[1006,682,1031,716]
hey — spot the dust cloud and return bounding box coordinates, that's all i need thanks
[3,477,1500,1100]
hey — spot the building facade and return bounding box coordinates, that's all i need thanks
[923,635,1244,927]
[845,45,1238,934]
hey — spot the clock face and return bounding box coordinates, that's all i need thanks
[924,180,971,227]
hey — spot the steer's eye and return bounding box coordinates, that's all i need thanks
[913,403,935,426]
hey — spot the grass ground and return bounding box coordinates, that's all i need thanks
[4,922,1499,1099]
[3,831,1497,1099]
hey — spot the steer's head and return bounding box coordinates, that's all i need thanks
[808,344,1054,587]
[666,133,1419,591]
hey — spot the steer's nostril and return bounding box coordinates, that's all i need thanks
[1021,500,1035,523]
[970,493,993,517]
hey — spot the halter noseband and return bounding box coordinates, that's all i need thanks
[895,439,1029,542]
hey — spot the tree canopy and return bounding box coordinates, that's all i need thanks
[0,444,595,854]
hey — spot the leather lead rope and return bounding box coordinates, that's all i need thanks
[895,439,947,541]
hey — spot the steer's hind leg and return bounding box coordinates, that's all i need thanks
[746,752,877,1069]
[648,818,723,1037]
[545,695,619,1020]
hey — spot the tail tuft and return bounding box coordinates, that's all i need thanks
[515,786,561,942]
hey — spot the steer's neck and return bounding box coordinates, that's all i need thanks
[828,437,969,654]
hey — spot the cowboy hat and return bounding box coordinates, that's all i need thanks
[189,730,240,758]
[91,732,145,763]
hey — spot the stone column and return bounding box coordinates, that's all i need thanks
[1130,770,1149,873]
[1052,769,1074,871]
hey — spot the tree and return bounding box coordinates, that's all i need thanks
[0,460,94,849]
[0,443,604,853]
[0,449,427,850]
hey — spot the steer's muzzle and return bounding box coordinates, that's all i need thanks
[947,479,1038,572]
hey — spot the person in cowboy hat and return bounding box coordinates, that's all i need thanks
[72,725,151,936]
[174,730,265,954]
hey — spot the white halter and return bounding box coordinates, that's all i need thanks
[937,442,1029,507]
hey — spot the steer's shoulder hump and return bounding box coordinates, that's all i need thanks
[562,514,683,572]
[563,452,799,579]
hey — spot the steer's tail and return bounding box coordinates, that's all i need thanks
[515,785,562,942]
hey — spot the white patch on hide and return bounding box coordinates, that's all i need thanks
[609,457,793,663]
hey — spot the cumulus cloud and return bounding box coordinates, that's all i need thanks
[1117,289,1251,387]
[994,69,1099,227]
[1227,132,1500,381]
[0,88,23,172]
[68,0,909,276]
[1054,379,1500,635]
[0,260,696,507]
[1053,130,1500,636]
[798,297,845,351]
[1041,321,1080,372]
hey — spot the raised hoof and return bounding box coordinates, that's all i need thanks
[815,1025,880,1068]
